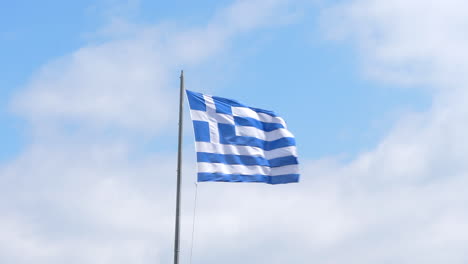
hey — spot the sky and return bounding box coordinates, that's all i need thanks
[1,0,467,263]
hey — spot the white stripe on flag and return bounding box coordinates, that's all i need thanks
[235,126,294,141]
[190,110,209,122]
[232,106,287,127]
[191,110,234,124]
[203,95,220,144]
[195,142,298,159]
[197,162,299,176]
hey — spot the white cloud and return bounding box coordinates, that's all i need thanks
[302,0,468,262]
[12,0,301,135]
[321,0,468,87]
[0,216,59,262]
[5,0,468,263]
[1,0,303,263]
[13,38,174,133]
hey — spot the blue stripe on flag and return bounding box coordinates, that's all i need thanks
[193,121,210,142]
[213,98,233,115]
[218,123,296,150]
[197,152,269,166]
[268,155,299,167]
[212,96,243,108]
[197,152,298,167]
[249,107,278,117]
[187,90,206,111]
[212,96,278,117]
[198,172,299,184]
[234,116,284,132]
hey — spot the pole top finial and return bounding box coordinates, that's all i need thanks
[180,70,184,77]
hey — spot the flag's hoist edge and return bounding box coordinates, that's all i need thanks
[186,90,299,184]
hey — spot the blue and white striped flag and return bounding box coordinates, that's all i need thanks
[186,90,299,184]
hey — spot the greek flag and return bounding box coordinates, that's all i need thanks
[186,90,299,184]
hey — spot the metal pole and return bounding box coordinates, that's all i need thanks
[174,70,184,264]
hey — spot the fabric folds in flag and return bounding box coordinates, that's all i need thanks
[186,90,299,184]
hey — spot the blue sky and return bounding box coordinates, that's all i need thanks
[0,0,430,162]
[2,0,467,263]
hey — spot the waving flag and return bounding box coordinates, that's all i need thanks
[186,90,299,184]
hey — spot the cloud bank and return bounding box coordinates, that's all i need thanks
[2,0,468,263]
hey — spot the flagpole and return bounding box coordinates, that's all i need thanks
[174,70,184,264]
